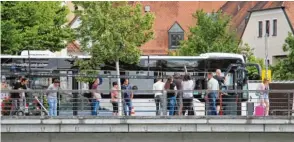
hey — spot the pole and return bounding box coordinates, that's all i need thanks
[265,33,269,78]
[72,70,78,116]
[116,60,122,116]
[28,47,32,88]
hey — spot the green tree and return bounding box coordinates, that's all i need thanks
[73,1,154,115]
[178,10,242,55]
[73,1,154,81]
[240,43,265,79]
[1,1,73,55]
[272,32,294,80]
[172,9,264,78]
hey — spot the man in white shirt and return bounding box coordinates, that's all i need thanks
[153,78,166,116]
[207,72,219,115]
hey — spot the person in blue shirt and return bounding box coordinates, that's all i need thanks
[121,79,133,116]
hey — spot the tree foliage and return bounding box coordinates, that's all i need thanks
[178,10,242,55]
[1,1,73,55]
[172,9,264,78]
[240,43,265,79]
[73,1,154,82]
[272,32,294,80]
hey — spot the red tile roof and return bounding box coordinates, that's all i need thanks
[284,1,294,31]
[220,1,285,39]
[66,41,83,55]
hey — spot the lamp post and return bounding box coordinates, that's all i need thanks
[265,33,269,79]
[26,46,32,88]
[116,42,124,116]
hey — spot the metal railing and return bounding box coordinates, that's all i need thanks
[1,89,293,118]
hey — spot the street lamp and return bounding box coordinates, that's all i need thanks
[116,41,124,116]
[26,46,32,88]
[265,33,269,79]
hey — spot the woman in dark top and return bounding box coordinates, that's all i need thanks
[164,76,177,116]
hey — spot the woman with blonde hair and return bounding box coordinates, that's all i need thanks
[258,78,270,116]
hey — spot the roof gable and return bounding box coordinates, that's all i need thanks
[168,22,184,33]
[283,1,294,32]
[221,1,285,39]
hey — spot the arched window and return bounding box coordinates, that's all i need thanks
[168,22,184,49]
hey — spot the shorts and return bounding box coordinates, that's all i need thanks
[112,102,118,113]
[260,94,269,102]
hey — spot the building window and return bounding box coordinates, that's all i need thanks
[258,21,263,37]
[273,19,277,36]
[266,20,270,36]
[168,22,184,49]
[144,6,150,12]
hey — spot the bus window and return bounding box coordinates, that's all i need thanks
[207,58,242,71]
[160,59,205,72]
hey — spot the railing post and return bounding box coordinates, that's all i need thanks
[288,93,291,117]
[163,89,167,116]
[72,71,79,116]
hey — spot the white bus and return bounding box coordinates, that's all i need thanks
[1,52,261,116]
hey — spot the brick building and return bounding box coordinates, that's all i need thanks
[66,1,225,55]
[137,1,226,55]
[66,1,293,56]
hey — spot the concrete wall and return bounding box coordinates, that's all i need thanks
[241,8,292,64]
[2,133,294,142]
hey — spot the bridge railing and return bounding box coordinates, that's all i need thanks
[1,89,293,118]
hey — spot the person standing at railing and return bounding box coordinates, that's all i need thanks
[10,78,28,116]
[258,78,270,116]
[46,79,61,117]
[181,74,195,116]
[91,78,102,116]
[213,69,225,115]
[206,72,219,115]
[164,76,177,116]
[173,73,183,116]
[111,81,119,116]
[1,77,11,115]
[121,79,133,116]
[153,77,166,116]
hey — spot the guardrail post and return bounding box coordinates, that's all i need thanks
[288,93,291,117]
[72,71,78,116]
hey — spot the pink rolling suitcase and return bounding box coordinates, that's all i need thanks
[254,105,265,116]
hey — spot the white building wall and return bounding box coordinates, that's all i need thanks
[241,8,292,64]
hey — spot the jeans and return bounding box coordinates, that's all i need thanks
[176,92,183,115]
[19,96,26,110]
[155,95,167,116]
[10,99,18,116]
[92,99,100,116]
[168,96,177,116]
[182,98,194,116]
[48,98,57,116]
[124,99,132,116]
[208,92,217,115]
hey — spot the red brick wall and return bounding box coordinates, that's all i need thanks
[139,1,226,55]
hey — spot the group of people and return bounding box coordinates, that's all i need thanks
[6,76,61,116]
[153,69,226,116]
[90,77,133,116]
[2,69,271,117]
